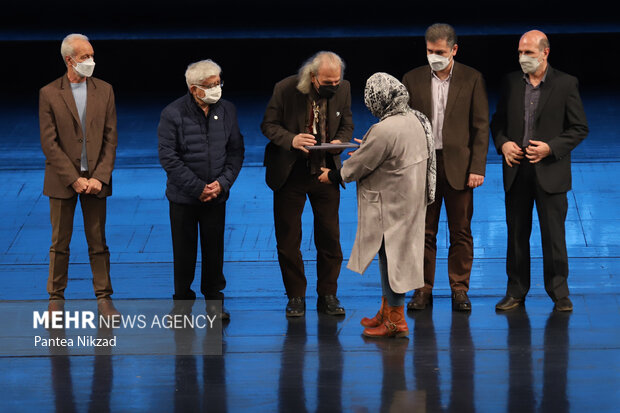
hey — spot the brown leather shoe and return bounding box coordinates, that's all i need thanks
[48,300,65,313]
[553,297,573,312]
[97,299,121,317]
[361,297,386,327]
[363,305,409,338]
[47,300,65,328]
[452,290,472,312]
[495,295,524,311]
[407,290,432,311]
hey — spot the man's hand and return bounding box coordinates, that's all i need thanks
[85,178,102,194]
[525,140,551,163]
[501,141,524,167]
[318,167,332,184]
[328,139,342,154]
[467,173,485,188]
[292,133,316,153]
[71,177,89,194]
[200,181,222,202]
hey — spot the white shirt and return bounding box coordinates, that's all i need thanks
[430,62,454,150]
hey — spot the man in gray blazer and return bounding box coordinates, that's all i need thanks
[261,51,354,317]
[402,23,489,312]
[39,33,118,316]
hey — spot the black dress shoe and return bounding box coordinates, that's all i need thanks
[452,290,471,312]
[317,295,345,316]
[407,290,432,311]
[553,296,573,312]
[286,297,305,317]
[495,295,524,311]
[169,300,194,316]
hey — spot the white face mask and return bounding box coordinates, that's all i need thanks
[195,85,222,105]
[71,57,95,78]
[427,53,451,72]
[519,54,542,74]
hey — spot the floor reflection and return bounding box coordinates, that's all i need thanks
[48,328,77,413]
[278,317,308,413]
[501,307,572,413]
[410,309,442,412]
[34,298,584,412]
[502,307,536,413]
[316,314,343,413]
[173,305,228,413]
[49,326,114,413]
[540,311,571,413]
[448,311,475,413]
[363,335,413,412]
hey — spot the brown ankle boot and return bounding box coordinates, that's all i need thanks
[363,305,409,338]
[360,297,386,327]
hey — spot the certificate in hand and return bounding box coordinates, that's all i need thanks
[304,142,359,151]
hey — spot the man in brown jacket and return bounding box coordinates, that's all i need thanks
[39,33,119,315]
[402,23,489,311]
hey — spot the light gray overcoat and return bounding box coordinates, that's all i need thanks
[342,112,428,293]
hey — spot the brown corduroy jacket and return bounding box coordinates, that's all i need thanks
[39,75,117,199]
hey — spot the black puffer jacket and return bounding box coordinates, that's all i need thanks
[158,93,244,204]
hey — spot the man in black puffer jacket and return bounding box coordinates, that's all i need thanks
[158,59,244,319]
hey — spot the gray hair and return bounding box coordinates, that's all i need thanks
[425,23,458,49]
[296,51,345,95]
[539,37,550,51]
[185,59,222,88]
[60,33,89,62]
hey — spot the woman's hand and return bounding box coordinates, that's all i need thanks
[348,138,363,156]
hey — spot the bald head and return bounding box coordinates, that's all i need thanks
[520,30,550,52]
[518,30,550,76]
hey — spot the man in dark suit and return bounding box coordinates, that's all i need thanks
[261,51,354,317]
[39,33,119,315]
[402,23,489,312]
[491,30,588,312]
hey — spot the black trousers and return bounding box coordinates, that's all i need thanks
[169,200,226,301]
[273,160,343,298]
[505,160,569,301]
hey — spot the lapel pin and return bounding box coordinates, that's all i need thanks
[214,115,218,120]
[336,111,340,117]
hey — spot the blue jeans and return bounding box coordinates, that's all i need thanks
[379,239,405,307]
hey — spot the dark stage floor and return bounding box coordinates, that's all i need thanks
[1,35,619,411]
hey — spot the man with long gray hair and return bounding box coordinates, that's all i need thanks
[261,51,354,317]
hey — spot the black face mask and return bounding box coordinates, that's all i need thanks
[316,83,339,99]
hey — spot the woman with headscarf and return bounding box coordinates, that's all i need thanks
[319,72,435,337]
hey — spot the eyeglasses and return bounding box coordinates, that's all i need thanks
[194,81,224,90]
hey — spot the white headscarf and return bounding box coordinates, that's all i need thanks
[364,72,436,204]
